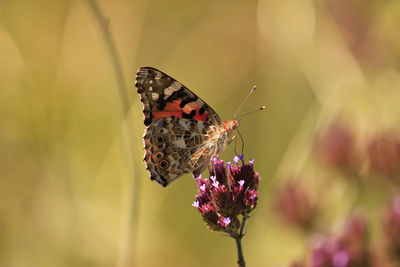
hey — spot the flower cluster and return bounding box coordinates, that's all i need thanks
[192,154,260,235]
[274,180,317,230]
[367,133,400,178]
[383,195,400,263]
[315,121,400,180]
[315,122,355,170]
[310,214,370,267]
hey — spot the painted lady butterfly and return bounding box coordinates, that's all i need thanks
[135,67,239,187]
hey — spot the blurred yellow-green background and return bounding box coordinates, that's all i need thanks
[1,0,400,266]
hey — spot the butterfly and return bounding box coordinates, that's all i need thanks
[135,67,239,187]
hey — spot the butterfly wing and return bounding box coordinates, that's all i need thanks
[135,67,222,126]
[143,117,219,186]
[135,67,223,186]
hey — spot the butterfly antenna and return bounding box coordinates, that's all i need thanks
[238,106,266,121]
[234,85,257,119]
[234,135,238,156]
[237,129,245,155]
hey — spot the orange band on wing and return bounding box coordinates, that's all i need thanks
[152,100,209,121]
[193,111,208,121]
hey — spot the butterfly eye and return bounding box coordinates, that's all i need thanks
[159,160,169,170]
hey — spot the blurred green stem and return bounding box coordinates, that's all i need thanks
[233,215,247,267]
[87,0,129,112]
[87,1,140,267]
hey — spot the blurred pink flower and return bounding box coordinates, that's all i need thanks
[383,195,400,263]
[274,180,317,230]
[309,214,371,267]
[367,132,400,178]
[325,0,382,68]
[315,122,356,171]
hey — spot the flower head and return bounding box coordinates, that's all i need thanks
[274,180,317,230]
[193,154,260,235]
[309,214,370,267]
[315,122,356,170]
[383,195,400,263]
[367,132,400,178]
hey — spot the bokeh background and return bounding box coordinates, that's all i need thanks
[1,0,400,266]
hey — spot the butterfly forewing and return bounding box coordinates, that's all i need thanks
[136,67,222,126]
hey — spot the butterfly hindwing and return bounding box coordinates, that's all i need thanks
[143,117,218,186]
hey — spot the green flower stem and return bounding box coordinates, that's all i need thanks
[234,215,248,267]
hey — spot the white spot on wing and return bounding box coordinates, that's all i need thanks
[163,81,182,99]
[164,87,175,96]
[152,93,159,100]
[169,81,181,91]
[178,120,189,128]
[173,139,187,148]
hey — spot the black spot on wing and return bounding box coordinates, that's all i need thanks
[182,110,196,119]
[144,116,152,126]
[199,107,205,115]
[136,86,145,94]
[168,90,187,102]
[157,96,166,110]
[184,130,192,139]
[179,96,198,108]
[150,174,168,187]
[159,174,168,186]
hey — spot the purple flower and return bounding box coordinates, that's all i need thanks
[315,122,356,171]
[218,217,231,227]
[332,251,349,267]
[193,154,260,235]
[383,195,400,263]
[309,214,371,267]
[192,200,199,208]
[274,180,317,230]
[367,132,400,178]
